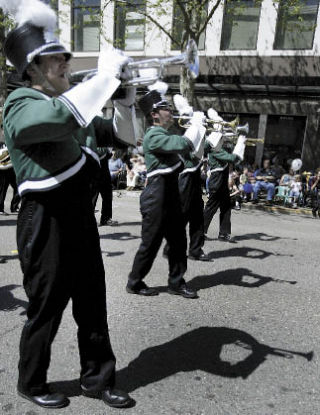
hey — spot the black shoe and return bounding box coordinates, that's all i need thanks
[265,200,273,206]
[218,233,234,243]
[188,252,212,262]
[126,282,159,296]
[102,388,133,408]
[100,219,118,226]
[11,208,19,213]
[252,199,258,204]
[18,389,69,409]
[168,284,198,299]
[0,210,8,216]
[312,210,317,218]
[82,387,133,408]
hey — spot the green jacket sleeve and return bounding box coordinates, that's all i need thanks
[148,128,192,154]
[211,148,239,163]
[4,89,79,148]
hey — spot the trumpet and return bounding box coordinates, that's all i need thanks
[70,39,199,87]
[173,115,240,131]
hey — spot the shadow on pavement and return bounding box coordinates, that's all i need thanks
[102,251,125,257]
[100,232,140,241]
[49,326,312,397]
[116,221,142,227]
[0,284,28,314]
[188,268,297,291]
[0,219,17,226]
[234,232,298,242]
[207,246,294,260]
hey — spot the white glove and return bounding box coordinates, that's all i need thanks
[98,46,130,79]
[233,134,247,161]
[189,111,206,127]
[207,107,223,122]
[173,94,193,116]
[206,131,224,152]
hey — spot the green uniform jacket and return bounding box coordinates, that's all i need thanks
[204,141,239,172]
[143,126,192,178]
[3,87,115,195]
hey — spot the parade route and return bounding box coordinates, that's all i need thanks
[1,192,319,415]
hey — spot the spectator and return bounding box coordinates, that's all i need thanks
[271,156,285,182]
[289,174,302,208]
[126,154,146,190]
[108,150,124,187]
[0,143,20,214]
[229,177,241,210]
[252,158,276,205]
[239,166,253,202]
[279,168,294,187]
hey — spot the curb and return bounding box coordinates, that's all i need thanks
[241,202,314,217]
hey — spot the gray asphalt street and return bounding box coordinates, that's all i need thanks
[0,191,319,415]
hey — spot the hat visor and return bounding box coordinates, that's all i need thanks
[38,46,72,61]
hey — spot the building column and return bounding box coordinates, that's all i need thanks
[254,114,268,167]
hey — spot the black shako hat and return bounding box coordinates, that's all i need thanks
[4,23,72,80]
[138,90,170,116]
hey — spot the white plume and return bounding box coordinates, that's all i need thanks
[207,108,223,122]
[173,94,193,116]
[0,0,57,30]
[147,80,168,96]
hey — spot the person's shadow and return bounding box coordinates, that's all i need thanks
[0,284,28,314]
[49,326,313,397]
[188,268,297,291]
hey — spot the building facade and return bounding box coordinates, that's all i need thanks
[8,0,320,169]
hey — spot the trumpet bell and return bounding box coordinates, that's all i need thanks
[236,122,249,136]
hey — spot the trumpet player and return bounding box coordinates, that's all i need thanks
[126,84,206,298]
[203,111,247,242]
[1,0,136,409]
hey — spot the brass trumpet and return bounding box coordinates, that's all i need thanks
[173,115,240,131]
[70,39,199,87]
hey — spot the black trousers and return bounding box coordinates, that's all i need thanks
[17,163,115,396]
[164,170,204,257]
[92,158,113,221]
[203,168,231,235]
[0,168,20,212]
[128,173,187,289]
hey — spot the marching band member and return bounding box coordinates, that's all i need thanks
[163,95,212,262]
[203,110,247,242]
[126,83,205,298]
[1,0,135,409]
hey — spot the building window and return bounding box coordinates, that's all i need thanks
[274,0,319,50]
[220,0,262,50]
[114,0,146,51]
[171,2,206,50]
[72,0,100,52]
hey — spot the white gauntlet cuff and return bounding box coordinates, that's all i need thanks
[113,101,137,146]
[59,73,121,127]
[184,124,206,154]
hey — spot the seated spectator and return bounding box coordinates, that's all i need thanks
[229,177,241,210]
[126,155,147,190]
[252,158,276,204]
[239,166,253,202]
[200,159,210,194]
[289,174,302,208]
[271,156,285,183]
[108,150,124,187]
[279,168,294,187]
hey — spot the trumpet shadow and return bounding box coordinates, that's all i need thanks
[187,268,297,291]
[207,246,293,261]
[0,284,28,314]
[100,232,140,241]
[49,327,312,397]
[234,233,298,242]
